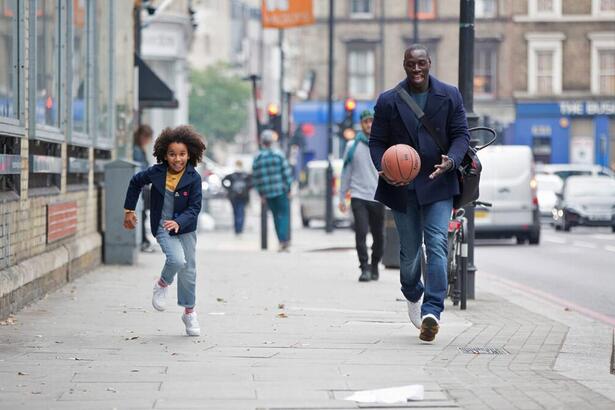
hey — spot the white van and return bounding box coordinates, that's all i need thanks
[475,145,541,244]
[298,159,353,227]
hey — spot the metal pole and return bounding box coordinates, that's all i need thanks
[279,29,285,148]
[458,0,479,299]
[325,0,335,233]
[413,0,419,43]
[379,0,385,90]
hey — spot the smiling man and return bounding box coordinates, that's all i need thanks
[369,44,470,342]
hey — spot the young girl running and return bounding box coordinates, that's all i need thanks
[123,126,206,336]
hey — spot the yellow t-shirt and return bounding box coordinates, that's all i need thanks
[165,167,185,192]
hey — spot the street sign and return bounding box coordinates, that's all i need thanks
[261,0,314,29]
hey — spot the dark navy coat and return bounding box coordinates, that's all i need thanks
[124,163,202,236]
[369,76,470,212]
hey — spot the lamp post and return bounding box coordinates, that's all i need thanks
[325,0,335,233]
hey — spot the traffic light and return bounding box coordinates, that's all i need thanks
[266,103,282,139]
[339,98,356,140]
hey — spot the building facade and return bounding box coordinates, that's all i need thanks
[509,0,615,167]
[0,0,136,318]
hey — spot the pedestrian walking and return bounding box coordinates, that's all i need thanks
[133,124,155,252]
[252,130,293,252]
[339,109,384,283]
[222,160,252,235]
[123,126,206,336]
[369,45,470,342]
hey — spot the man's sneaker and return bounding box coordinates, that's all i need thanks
[358,267,371,282]
[181,312,201,336]
[419,314,440,342]
[406,300,422,329]
[371,263,380,281]
[152,281,168,311]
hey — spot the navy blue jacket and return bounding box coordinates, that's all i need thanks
[369,76,470,211]
[124,163,202,236]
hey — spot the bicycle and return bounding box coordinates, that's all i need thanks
[446,126,497,310]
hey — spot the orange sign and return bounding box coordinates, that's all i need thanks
[261,0,315,29]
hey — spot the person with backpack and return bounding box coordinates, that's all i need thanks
[222,160,252,235]
[339,109,384,283]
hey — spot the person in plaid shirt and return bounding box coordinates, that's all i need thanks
[252,130,293,251]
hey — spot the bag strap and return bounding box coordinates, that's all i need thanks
[395,85,449,155]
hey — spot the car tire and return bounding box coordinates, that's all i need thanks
[563,221,571,232]
[529,229,540,245]
[516,236,526,245]
[554,223,561,231]
[612,225,615,233]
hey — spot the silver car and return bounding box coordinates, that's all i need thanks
[552,176,615,232]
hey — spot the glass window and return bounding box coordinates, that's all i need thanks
[599,0,615,12]
[348,49,375,99]
[0,0,18,120]
[537,0,554,12]
[72,0,87,133]
[599,49,615,95]
[94,0,111,145]
[350,0,373,17]
[475,0,496,18]
[474,44,496,97]
[36,0,61,128]
[536,50,554,94]
[408,0,436,20]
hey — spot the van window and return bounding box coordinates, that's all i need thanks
[554,170,591,180]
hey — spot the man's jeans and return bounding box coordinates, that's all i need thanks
[266,194,290,243]
[392,190,452,319]
[231,199,247,234]
[155,227,197,308]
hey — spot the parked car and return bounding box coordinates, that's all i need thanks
[299,159,353,227]
[537,164,615,180]
[536,173,564,219]
[552,176,615,232]
[474,145,541,244]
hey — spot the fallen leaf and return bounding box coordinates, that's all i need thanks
[277,313,288,318]
[125,336,139,341]
[216,298,227,303]
[171,353,178,356]
[564,307,571,311]
[130,370,139,373]
[106,387,117,393]
[17,372,28,376]
[0,315,17,326]
[278,303,285,309]
[31,391,42,395]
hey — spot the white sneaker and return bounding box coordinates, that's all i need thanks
[181,312,201,336]
[152,281,168,311]
[406,300,422,329]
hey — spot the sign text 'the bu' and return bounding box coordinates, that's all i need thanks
[261,0,315,29]
[559,101,615,116]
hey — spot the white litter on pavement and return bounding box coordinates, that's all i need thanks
[345,385,424,404]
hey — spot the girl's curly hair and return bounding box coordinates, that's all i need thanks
[153,125,206,167]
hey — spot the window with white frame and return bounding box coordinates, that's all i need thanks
[475,0,497,18]
[350,0,373,18]
[589,33,615,95]
[526,33,564,95]
[348,48,375,99]
[592,0,615,15]
[474,43,497,97]
[528,0,561,17]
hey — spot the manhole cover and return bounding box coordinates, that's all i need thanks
[458,347,509,355]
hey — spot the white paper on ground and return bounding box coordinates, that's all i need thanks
[345,384,424,403]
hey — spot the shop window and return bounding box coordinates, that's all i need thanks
[71,0,88,136]
[94,0,112,149]
[35,0,61,129]
[0,0,19,121]
[408,0,436,20]
[350,0,373,18]
[67,145,89,189]
[0,135,21,199]
[474,43,497,98]
[28,139,61,193]
[94,148,111,185]
[347,47,375,100]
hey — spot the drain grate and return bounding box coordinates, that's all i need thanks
[458,346,509,355]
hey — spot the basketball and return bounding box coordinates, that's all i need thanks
[381,144,421,184]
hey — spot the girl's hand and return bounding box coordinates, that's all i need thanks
[123,212,137,230]
[163,220,180,233]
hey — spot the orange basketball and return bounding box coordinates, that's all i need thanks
[381,144,421,184]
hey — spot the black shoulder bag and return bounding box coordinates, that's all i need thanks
[395,85,482,209]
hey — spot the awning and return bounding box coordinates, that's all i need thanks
[135,53,179,109]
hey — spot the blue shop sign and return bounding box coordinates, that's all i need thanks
[517,100,615,117]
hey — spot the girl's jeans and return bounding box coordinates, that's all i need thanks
[155,227,197,308]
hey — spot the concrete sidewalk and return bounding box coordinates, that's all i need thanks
[0,226,614,409]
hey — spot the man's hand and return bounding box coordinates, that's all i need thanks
[379,171,409,187]
[429,155,454,180]
[123,212,137,230]
[338,202,347,213]
[163,220,180,233]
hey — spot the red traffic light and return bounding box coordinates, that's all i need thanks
[344,98,356,112]
[267,103,279,116]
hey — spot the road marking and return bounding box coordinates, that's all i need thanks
[605,246,615,253]
[592,234,615,241]
[572,241,596,249]
[543,236,567,244]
